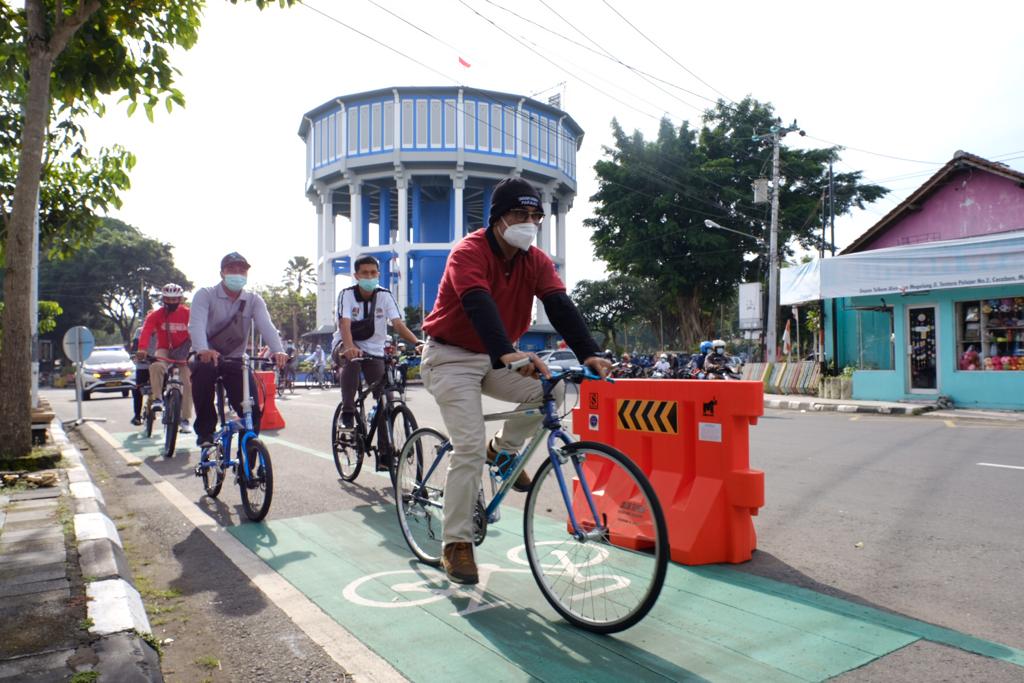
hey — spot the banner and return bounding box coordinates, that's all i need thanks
[738,282,763,330]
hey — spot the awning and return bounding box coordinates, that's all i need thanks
[780,259,822,305]
[779,231,1024,303]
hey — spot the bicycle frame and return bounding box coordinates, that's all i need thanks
[415,371,607,541]
[198,353,259,480]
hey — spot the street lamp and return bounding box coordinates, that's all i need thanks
[704,218,771,361]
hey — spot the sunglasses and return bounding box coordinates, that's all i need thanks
[509,208,545,223]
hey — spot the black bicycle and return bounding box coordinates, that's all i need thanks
[331,354,417,486]
[140,355,188,458]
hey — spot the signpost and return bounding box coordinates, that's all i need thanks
[61,326,105,428]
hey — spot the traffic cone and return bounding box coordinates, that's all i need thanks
[255,370,285,430]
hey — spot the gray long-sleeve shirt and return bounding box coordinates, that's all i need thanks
[188,283,284,358]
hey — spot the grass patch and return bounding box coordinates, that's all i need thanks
[56,496,75,538]
[69,672,99,683]
[0,444,62,472]
[194,655,221,670]
[134,629,162,658]
[78,617,94,631]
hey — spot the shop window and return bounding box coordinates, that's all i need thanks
[956,298,1024,371]
[857,309,894,370]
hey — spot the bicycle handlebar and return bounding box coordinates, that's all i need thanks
[151,356,189,365]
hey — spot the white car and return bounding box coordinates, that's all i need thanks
[80,345,135,399]
[536,348,579,369]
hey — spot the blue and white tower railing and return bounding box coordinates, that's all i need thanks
[298,86,584,350]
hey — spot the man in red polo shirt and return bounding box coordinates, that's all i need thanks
[137,283,193,433]
[421,177,611,585]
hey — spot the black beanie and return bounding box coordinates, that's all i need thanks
[488,177,541,227]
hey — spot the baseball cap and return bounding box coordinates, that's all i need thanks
[220,252,251,269]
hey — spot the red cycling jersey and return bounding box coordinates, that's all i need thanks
[139,305,191,353]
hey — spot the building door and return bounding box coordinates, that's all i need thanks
[907,305,938,392]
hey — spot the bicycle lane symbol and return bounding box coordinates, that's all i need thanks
[341,542,629,618]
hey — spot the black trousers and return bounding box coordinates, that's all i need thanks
[131,367,151,418]
[190,359,262,440]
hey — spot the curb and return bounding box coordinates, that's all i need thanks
[49,419,163,681]
[764,398,929,415]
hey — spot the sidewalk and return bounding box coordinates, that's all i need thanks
[0,420,161,682]
[764,393,1024,420]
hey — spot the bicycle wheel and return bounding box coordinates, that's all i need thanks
[162,389,180,458]
[240,438,274,522]
[394,427,451,566]
[523,441,668,634]
[331,402,364,481]
[199,444,224,498]
[276,372,284,399]
[386,404,418,487]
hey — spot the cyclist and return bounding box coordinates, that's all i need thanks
[336,254,421,431]
[310,343,326,384]
[129,325,156,426]
[420,177,611,585]
[137,283,194,433]
[188,252,288,448]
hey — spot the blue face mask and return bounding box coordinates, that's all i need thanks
[357,277,379,292]
[224,274,247,292]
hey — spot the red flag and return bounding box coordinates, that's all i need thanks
[458,57,471,68]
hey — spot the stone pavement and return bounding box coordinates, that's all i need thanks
[764,393,933,415]
[0,421,161,682]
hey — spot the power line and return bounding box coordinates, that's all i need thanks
[456,0,665,122]
[535,0,703,114]
[600,0,733,104]
[802,134,944,164]
[362,0,468,59]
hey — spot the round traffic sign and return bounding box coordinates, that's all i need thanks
[62,326,95,363]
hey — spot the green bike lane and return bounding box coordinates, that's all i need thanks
[111,430,1024,682]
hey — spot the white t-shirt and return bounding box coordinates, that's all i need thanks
[337,286,401,357]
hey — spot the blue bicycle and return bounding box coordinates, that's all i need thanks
[394,365,668,633]
[194,354,274,522]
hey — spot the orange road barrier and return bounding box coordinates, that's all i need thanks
[571,379,764,565]
[255,370,286,431]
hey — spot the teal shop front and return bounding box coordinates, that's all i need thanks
[827,285,1024,409]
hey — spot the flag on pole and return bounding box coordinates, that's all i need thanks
[781,318,792,357]
[458,57,471,68]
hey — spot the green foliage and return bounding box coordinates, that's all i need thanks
[586,97,888,347]
[403,305,422,335]
[39,217,191,348]
[283,255,316,294]
[571,274,659,351]
[256,284,315,342]
[0,300,62,339]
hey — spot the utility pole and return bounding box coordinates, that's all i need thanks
[754,120,803,363]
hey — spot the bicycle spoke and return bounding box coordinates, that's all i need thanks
[395,428,450,566]
[524,443,668,633]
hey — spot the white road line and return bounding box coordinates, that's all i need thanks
[86,422,406,683]
[977,462,1024,471]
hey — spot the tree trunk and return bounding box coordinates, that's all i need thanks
[0,44,53,456]
[675,292,706,350]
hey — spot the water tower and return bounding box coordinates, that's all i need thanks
[298,86,583,349]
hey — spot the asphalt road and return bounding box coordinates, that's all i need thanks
[48,384,1024,681]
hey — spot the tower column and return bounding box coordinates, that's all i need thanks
[396,175,409,312]
[349,180,363,249]
[452,174,465,239]
[535,187,554,326]
[316,187,336,329]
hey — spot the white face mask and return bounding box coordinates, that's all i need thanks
[502,220,538,251]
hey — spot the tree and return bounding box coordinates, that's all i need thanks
[0,0,292,456]
[39,218,191,346]
[256,285,315,344]
[282,255,315,294]
[586,97,888,349]
[571,274,655,353]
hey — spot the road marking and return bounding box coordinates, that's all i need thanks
[260,436,391,480]
[85,422,406,683]
[849,415,861,421]
[977,462,1024,471]
[944,420,957,428]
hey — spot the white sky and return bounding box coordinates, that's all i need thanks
[82,0,1024,294]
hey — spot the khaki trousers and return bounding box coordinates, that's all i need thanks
[421,341,562,544]
[149,350,193,421]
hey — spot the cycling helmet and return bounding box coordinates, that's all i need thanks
[711,339,726,354]
[699,340,712,354]
[161,283,184,300]
[660,354,668,360]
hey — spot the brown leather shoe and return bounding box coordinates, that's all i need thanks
[442,542,479,585]
[487,442,531,492]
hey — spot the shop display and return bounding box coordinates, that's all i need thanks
[956,297,1024,371]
